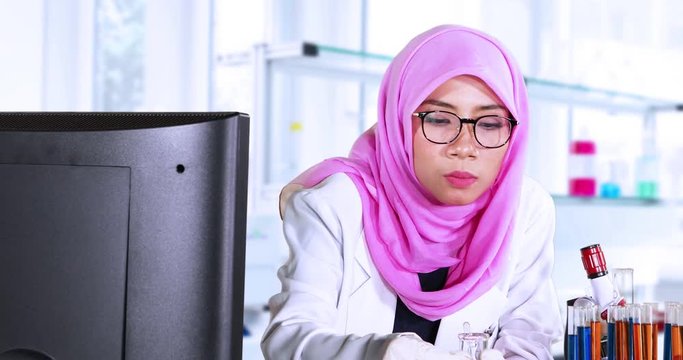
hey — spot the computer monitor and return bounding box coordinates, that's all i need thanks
[0,112,249,360]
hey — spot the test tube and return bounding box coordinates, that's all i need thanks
[591,303,602,360]
[568,305,579,360]
[626,304,634,360]
[642,303,657,360]
[630,304,643,360]
[577,305,593,360]
[675,303,683,360]
[607,305,620,360]
[616,306,629,360]
[665,302,679,360]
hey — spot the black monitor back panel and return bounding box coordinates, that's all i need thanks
[0,112,250,360]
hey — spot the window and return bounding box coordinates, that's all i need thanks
[94,0,146,111]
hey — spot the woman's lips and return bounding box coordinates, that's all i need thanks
[445,171,477,188]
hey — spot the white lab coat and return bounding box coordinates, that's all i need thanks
[261,173,563,359]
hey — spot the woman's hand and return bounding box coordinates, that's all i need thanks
[382,333,474,360]
[382,333,506,359]
[480,349,504,360]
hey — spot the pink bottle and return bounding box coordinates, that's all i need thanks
[569,139,597,197]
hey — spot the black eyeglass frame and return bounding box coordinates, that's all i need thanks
[412,110,519,149]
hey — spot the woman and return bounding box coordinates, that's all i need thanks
[261,24,563,359]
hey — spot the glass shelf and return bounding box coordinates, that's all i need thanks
[552,195,663,207]
[525,77,682,113]
[267,43,390,83]
[217,42,683,114]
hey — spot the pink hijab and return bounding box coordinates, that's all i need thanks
[287,25,528,321]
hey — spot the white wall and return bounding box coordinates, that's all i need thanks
[0,0,45,110]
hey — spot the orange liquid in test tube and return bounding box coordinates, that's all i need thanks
[633,322,643,360]
[673,325,683,360]
[643,323,654,360]
[629,304,644,360]
[617,320,629,360]
[642,303,658,360]
[653,325,658,360]
[591,320,601,360]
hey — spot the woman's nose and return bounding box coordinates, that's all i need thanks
[447,124,478,158]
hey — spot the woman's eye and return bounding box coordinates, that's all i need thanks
[425,116,452,125]
[478,122,501,129]
[477,119,504,130]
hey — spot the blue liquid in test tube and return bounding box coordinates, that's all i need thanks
[629,316,634,360]
[578,325,592,360]
[608,321,616,360]
[665,323,672,360]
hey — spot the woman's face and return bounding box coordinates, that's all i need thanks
[412,75,511,205]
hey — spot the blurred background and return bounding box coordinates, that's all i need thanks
[3,0,683,358]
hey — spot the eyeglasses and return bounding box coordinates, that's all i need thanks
[412,110,518,149]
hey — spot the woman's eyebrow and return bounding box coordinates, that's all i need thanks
[421,100,507,112]
[477,104,507,111]
[421,99,456,109]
